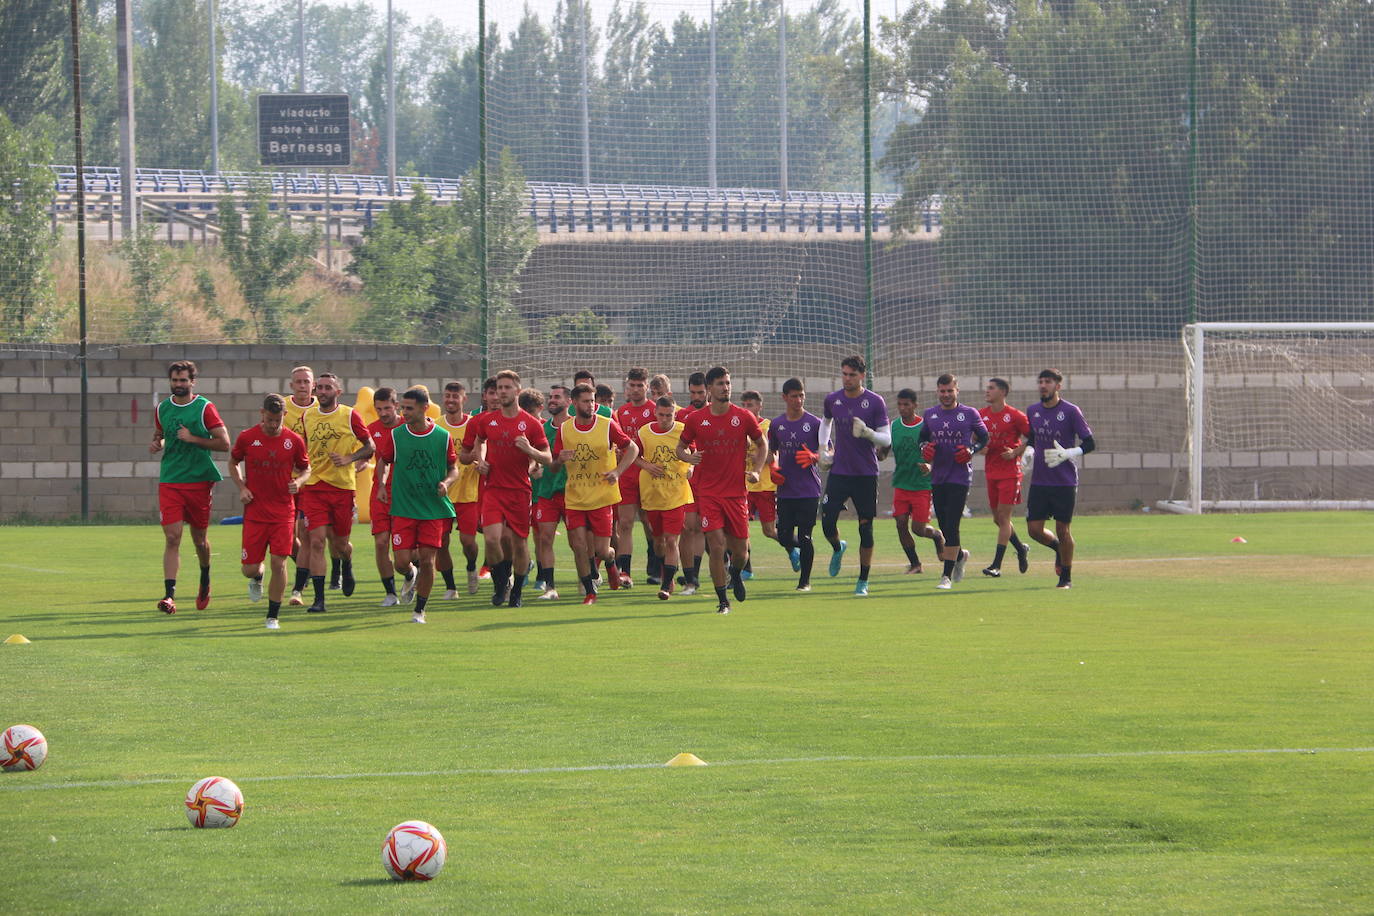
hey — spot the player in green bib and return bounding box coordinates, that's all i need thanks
[880,389,946,575]
[532,385,571,598]
[150,360,230,615]
[375,386,459,624]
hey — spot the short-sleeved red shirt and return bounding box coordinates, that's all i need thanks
[679,404,763,499]
[615,400,656,481]
[366,417,403,500]
[230,425,308,522]
[462,408,549,493]
[979,405,1030,480]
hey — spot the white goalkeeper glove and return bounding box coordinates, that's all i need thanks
[1020,447,1035,471]
[819,450,834,470]
[1043,440,1084,468]
[851,416,870,440]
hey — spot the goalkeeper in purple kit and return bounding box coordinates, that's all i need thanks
[1024,369,1096,589]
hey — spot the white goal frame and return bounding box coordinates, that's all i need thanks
[1159,321,1374,514]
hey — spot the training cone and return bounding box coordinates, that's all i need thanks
[1231,536,1248,544]
[665,753,707,767]
[5,634,32,645]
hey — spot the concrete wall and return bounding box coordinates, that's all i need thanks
[0,342,1192,520]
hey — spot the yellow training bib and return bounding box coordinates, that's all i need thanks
[560,414,621,511]
[637,421,694,511]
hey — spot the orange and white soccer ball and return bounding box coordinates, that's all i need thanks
[1,724,47,772]
[382,820,447,881]
[184,776,244,828]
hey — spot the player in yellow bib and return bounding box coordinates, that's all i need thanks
[741,390,785,579]
[281,365,325,603]
[435,381,483,598]
[551,384,639,605]
[635,397,695,601]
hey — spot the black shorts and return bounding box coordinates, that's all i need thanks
[777,497,819,533]
[1027,485,1077,523]
[931,483,970,546]
[822,473,878,521]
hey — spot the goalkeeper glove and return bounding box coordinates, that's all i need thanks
[795,446,818,468]
[1043,440,1084,468]
[769,460,787,486]
[819,450,834,470]
[851,416,871,440]
[1021,447,1035,471]
[921,441,936,462]
[954,445,972,464]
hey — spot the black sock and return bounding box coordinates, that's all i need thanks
[798,536,814,586]
[382,576,396,595]
[341,557,352,576]
[581,574,597,595]
[495,560,513,586]
[691,555,703,584]
[661,564,677,589]
[267,600,281,619]
[441,568,456,590]
[616,554,631,575]
[993,544,1007,567]
[715,585,729,605]
[164,578,176,599]
[415,594,428,613]
[312,575,325,603]
[294,566,310,592]
[252,576,263,585]
[859,564,871,581]
[330,557,341,580]
[1010,533,1026,552]
[943,560,956,577]
[510,574,527,601]
[591,557,602,578]
[465,556,477,571]
[538,566,554,589]
[1060,564,1071,582]
[199,565,210,589]
[902,542,919,566]
[743,556,752,573]
[1045,537,1061,560]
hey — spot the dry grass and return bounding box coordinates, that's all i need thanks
[51,240,366,344]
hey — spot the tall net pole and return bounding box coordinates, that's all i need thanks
[478,0,489,379]
[863,0,874,375]
[69,0,91,519]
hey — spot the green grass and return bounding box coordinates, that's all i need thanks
[1,513,1371,912]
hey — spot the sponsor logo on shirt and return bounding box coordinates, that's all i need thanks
[252,440,262,446]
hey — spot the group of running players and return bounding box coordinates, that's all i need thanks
[150,355,1096,628]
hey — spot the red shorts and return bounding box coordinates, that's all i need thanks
[390,516,448,551]
[566,505,615,538]
[696,493,749,539]
[748,491,777,523]
[240,517,294,565]
[159,481,214,528]
[617,474,640,506]
[453,501,479,536]
[369,496,392,536]
[299,483,355,536]
[987,476,1023,509]
[481,487,533,540]
[893,487,933,525]
[535,492,565,525]
[646,505,687,537]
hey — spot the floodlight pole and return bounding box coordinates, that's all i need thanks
[708,0,717,189]
[387,0,396,196]
[579,0,591,186]
[115,0,137,235]
[779,0,788,196]
[209,0,219,173]
[70,0,91,521]
[863,0,874,376]
[478,0,489,379]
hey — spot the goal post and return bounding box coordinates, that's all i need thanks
[1160,322,1374,514]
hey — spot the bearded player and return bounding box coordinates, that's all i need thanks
[460,369,552,607]
[228,394,310,629]
[881,388,945,574]
[436,381,483,597]
[364,388,415,607]
[1025,368,1097,589]
[636,397,694,600]
[917,374,989,590]
[675,371,710,594]
[613,367,657,588]
[819,355,890,597]
[676,367,768,615]
[768,378,822,591]
[282,365,318,604]
[151,360,230,614]
[532,384,571,600]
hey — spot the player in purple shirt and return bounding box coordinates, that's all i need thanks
[1025,368,1097,589]
[769,378,823,591]
[819,355,891,597]
[916,373,989,590]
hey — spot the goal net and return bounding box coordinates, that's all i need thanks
[1162,323,1374,513]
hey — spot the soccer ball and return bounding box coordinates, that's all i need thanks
[381,820,447,881]
[1,724,47,772]
[184,776,244,828]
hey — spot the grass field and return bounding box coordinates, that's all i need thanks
[1,513,1371,913]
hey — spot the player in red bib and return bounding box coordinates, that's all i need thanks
[979,377,1032,577]
[460,369,552,608]
[676,366,768,615]
[228,394,310,629]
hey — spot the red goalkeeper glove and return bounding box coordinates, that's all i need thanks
[795,446,818,469]
[921,441,936,462]
[769,460,787,486]
[954,445,972,464]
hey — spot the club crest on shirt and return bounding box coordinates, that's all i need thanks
[730,416,740,426]
[802,422,812,432]
[518,421,527,431]
[956,412,965,421]
[283,439,293,449]
[1003,414,1010,423]
[1057,411,1065,421]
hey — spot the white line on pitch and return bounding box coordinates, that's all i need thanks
[4,746,1371,793]
[0,563,70,574]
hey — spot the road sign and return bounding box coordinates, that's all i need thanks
[258,93,350,167]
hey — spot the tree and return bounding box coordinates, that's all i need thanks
[539,308,616,346]
[137,0,214,169]
[0,113,62,341]
[120,221,174,343]
[206,184,319,341]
